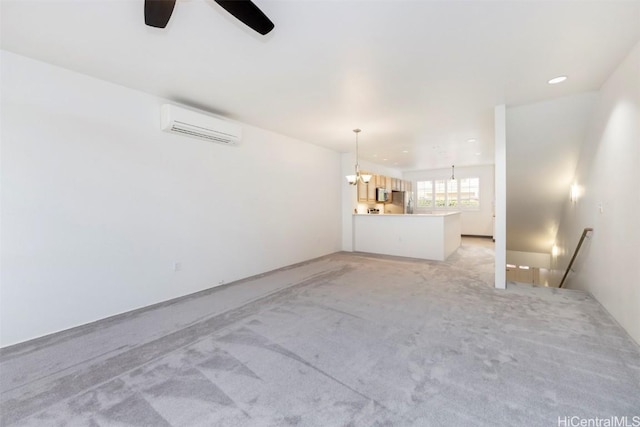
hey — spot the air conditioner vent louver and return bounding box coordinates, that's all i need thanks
[161,104,241,145]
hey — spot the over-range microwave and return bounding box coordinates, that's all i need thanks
[376,188,389,203]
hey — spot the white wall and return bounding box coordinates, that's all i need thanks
[340,155,402,251]
[0,51,342,347]
[553,42,640,344]
[505,93,598,254]
[403,164,495,236]
[494,105,507,290]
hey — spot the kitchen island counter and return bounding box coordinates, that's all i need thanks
[352,212,461,261]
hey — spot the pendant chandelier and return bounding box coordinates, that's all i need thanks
[346,128,372,185]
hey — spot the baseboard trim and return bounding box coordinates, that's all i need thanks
[0,252,341,352]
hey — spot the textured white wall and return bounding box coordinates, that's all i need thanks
[403,164,495,236]
[0,51,342,347]
[554,42,640,344]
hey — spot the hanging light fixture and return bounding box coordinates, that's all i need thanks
[451,165,455,180]
[346,128,372,185]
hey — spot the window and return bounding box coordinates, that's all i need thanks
[459,177,480,207]
[447,179,458,207]
[415,177,480,211]
[434,180,446,207]
[416,181,433,208]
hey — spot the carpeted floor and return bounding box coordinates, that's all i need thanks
[1,242,639,426]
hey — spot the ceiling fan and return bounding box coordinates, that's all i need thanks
[144,0,274,35]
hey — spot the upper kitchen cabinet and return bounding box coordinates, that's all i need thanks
[384,176,392,191]
[405,180,412,194]
[357,172,377,203]
[357,178,368,202]
[356,173,413,204]
[392,178,401,191]
[367,177,377,201]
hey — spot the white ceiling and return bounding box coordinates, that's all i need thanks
[2,0,639,255]
[2,0,639,171]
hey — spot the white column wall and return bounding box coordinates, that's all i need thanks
[0,51,342,347]
[494,105,507,290]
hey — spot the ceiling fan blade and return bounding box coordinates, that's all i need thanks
[145,0,177,28]
[214,0,274,35]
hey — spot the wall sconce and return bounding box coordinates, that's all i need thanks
[570,184,579,203]
[551,245,559,257]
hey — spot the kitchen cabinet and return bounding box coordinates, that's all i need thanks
[353,212,461,261]
[356,174,412,204]
[385,176,392,191]
[357,171,376,203]
[357,179,368,202]
[391,178,401,191]
[367,177,377,201]
[404,180,412,194]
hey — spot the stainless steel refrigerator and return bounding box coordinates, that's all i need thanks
[386,191,406,214]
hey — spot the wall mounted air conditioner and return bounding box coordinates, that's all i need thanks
[161,104,241,145]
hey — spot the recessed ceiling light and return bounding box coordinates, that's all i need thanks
[383,158,388,161]
[402,150,409,153]
[475,152,481,156]
[548,75,568,85]
[467,139,476,143]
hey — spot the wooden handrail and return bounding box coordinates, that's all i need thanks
[559,227,593,288]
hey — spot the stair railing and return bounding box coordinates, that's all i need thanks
[558,227,593,289]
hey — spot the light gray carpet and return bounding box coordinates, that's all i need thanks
[2,243,639,426]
